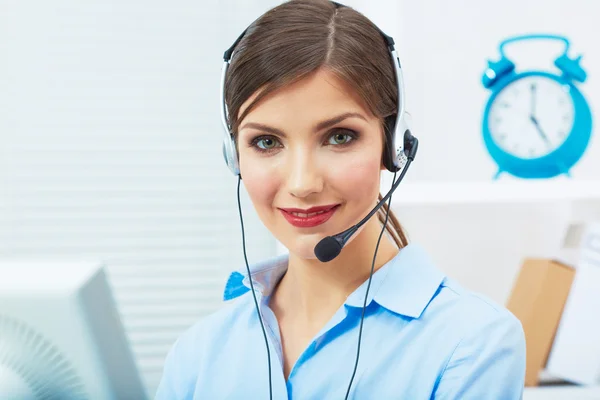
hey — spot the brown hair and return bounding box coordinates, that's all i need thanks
[224,0,408,248]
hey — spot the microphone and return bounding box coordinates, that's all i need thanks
[314,132,418,262]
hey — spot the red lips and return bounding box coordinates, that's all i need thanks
[278,204,340,228]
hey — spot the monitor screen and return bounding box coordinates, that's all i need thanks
[0,258,148,399]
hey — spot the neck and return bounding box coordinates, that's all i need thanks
[271,216,399,328]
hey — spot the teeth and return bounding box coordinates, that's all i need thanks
[291,210,327,218]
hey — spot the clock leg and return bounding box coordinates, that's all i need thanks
[558,162,572,178]
[493,168,503,180]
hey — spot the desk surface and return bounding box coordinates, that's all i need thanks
[523,386,600,400]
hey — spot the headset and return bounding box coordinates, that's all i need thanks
[220,1,418,398]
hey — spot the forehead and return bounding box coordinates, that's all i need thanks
[238,68,375,127]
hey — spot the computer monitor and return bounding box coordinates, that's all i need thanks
[0,258,148,400]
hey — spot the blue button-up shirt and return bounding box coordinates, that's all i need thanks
[155,243,526,399]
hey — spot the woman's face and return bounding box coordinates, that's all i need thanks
[237,68,385,260]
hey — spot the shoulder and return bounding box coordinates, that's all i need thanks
[429,277,526,376]
[428,279,526,397]
[436,276,523,336]
[155,295,254,399]
[391,243,523,338]
[170,294,254,356]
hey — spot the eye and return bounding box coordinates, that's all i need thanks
[253,136,281,150]
[327,130,357,146]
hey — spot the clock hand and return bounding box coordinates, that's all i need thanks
[530,83,537,116]
[530,115,553,149]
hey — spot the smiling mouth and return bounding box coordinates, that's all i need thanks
[278,204,341,228]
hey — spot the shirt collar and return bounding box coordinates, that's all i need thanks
[222,254,288,301]
[345,243,445,318]
[223,243,445,319]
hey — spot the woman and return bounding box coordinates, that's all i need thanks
[156,1,526,399]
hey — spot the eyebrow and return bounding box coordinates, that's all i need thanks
[238,112,367,137]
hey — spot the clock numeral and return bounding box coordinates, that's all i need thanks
[563,114,570,121]
[498,102,511,108]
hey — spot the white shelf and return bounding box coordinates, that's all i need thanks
[392,179,600,206]
[523,385,600,400]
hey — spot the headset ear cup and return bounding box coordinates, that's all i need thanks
[383,115,398,172]
[223,134,241,176]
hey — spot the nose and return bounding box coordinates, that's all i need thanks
[286,148,324,199]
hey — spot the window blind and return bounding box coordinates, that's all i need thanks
[0,0,276,396]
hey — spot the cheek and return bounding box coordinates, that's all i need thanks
[327,153,381,203]
[239,154,280,215]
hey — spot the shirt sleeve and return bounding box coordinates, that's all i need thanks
[154,342,180,400]
[154,321,205,400]
[433,311,526,400]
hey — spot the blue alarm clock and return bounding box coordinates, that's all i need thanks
[481,34,592,179]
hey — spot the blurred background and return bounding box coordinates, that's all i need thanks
[1,0,600,399]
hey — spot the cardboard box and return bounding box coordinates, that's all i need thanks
[546,222,600,384]
[506,258,575,386]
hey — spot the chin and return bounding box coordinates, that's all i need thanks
[282,234,322,260]
[280,217,371,260]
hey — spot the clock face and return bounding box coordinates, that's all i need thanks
[488,75,575,159]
